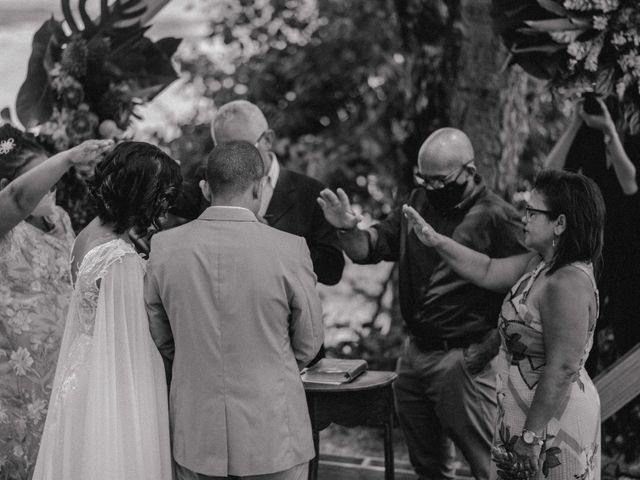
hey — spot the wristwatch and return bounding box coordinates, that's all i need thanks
[521,429,544,447]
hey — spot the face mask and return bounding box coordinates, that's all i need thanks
[424,180,468,212]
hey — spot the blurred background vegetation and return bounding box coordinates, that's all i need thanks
[153,0,570,372]
[9,0,639,466]
[152,1,638,464]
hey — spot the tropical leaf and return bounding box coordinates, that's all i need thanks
[524,18,584,31]
[15,19,62,128]
[566,14,593,29]
[491,0,554,35]
[512,43,565,53]
[155,37,181,58]
[536,0,567,16]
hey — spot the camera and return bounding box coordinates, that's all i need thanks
[582,91,603,115]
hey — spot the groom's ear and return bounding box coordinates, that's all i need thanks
[199,179,212,202]
[252,176,265,200]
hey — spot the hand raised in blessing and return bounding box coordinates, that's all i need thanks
[65,139,114,178]
[317,188,362,230]
[402,204,440,247]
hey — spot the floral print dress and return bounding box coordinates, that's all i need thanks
[492,261,600,480]
[0,206,74,479]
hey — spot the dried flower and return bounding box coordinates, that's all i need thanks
[564,0,594,11]
[66,104,99,145]
[51,73,85,108]
[60,36,88,78]
[593,15,608,30]
[593,0,619,13]
[568,41,589,60]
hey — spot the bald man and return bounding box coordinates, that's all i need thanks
[318,128,526,480]
[211,100,344,286]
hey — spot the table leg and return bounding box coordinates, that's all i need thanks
[384,411,394,480]
[308,397,319,480]
[309,428,319,480]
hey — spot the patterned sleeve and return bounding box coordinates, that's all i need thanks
[0,228,15,260]
[54,206,76,245]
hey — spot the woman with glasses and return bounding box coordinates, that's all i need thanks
[0,123,111,479]
[404,169,604,480]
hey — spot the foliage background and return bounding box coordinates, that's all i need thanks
[153,0,565,369]
[10,0,638,467]
[150,0,639,465]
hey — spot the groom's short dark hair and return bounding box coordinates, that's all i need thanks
[205,141,264,196]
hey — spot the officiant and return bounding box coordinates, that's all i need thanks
[318,127,526,480]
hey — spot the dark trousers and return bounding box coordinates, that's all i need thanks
[393,338,497,480]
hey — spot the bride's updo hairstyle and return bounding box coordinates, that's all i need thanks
[89,141,181,234]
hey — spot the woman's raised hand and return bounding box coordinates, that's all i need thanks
[402,204,440,247]
[317,188,363,230]
[64,139,114,177]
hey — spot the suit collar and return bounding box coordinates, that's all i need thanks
[264,168,296,225]
[198,206,258,222]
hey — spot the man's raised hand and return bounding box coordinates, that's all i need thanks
[317,188,362,230]
[402,204,440,247]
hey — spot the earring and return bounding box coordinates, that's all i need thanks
[552,237,557,248]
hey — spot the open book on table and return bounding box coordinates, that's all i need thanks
[301,358,368,385]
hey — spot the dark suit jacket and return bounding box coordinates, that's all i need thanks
[264,167,345,285]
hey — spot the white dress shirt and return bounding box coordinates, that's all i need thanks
[258,153,280,218]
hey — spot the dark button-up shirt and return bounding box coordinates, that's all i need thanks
[357,179,526,341]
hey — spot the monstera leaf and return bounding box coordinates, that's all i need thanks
[15,19,65,127]
[107,36,181,93]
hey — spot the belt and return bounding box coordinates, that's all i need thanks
[412,332,488,352]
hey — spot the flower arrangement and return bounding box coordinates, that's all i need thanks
[16,0,181,151]
[12,0,181,230]
[492,0,640,133]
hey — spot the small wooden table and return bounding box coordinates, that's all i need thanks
[304,370,398,480]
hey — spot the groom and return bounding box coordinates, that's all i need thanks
[145,141,323,480]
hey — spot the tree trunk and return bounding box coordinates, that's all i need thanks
[396,0,531,198]
[450,0,530,198]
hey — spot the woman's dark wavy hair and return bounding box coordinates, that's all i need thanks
[0,124,47,181]
[533,169,605,276]
[89,141,181,234]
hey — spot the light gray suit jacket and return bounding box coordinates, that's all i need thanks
[145,206,323,477]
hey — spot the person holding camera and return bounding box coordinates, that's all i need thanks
[545,94,640,366]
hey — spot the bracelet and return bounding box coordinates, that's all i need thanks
[337,226,358,234]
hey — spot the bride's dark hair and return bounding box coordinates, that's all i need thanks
[89,141,181,234]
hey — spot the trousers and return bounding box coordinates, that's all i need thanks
[175,462,308,480]
[393,337,497,480]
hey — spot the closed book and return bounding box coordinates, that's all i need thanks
[301,358,368,385]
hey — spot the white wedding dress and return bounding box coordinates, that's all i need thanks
[32,239,172,480]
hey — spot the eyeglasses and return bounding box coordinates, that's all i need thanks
[254,130,267,148]
[415,160,473,190]
[524,206,556,221]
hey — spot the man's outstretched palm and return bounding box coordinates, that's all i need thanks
[317,188,362,229]
[402,204,439,247]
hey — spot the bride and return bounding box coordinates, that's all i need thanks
[33,141,181,480]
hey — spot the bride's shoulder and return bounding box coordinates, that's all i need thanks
[73,223,142,283]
